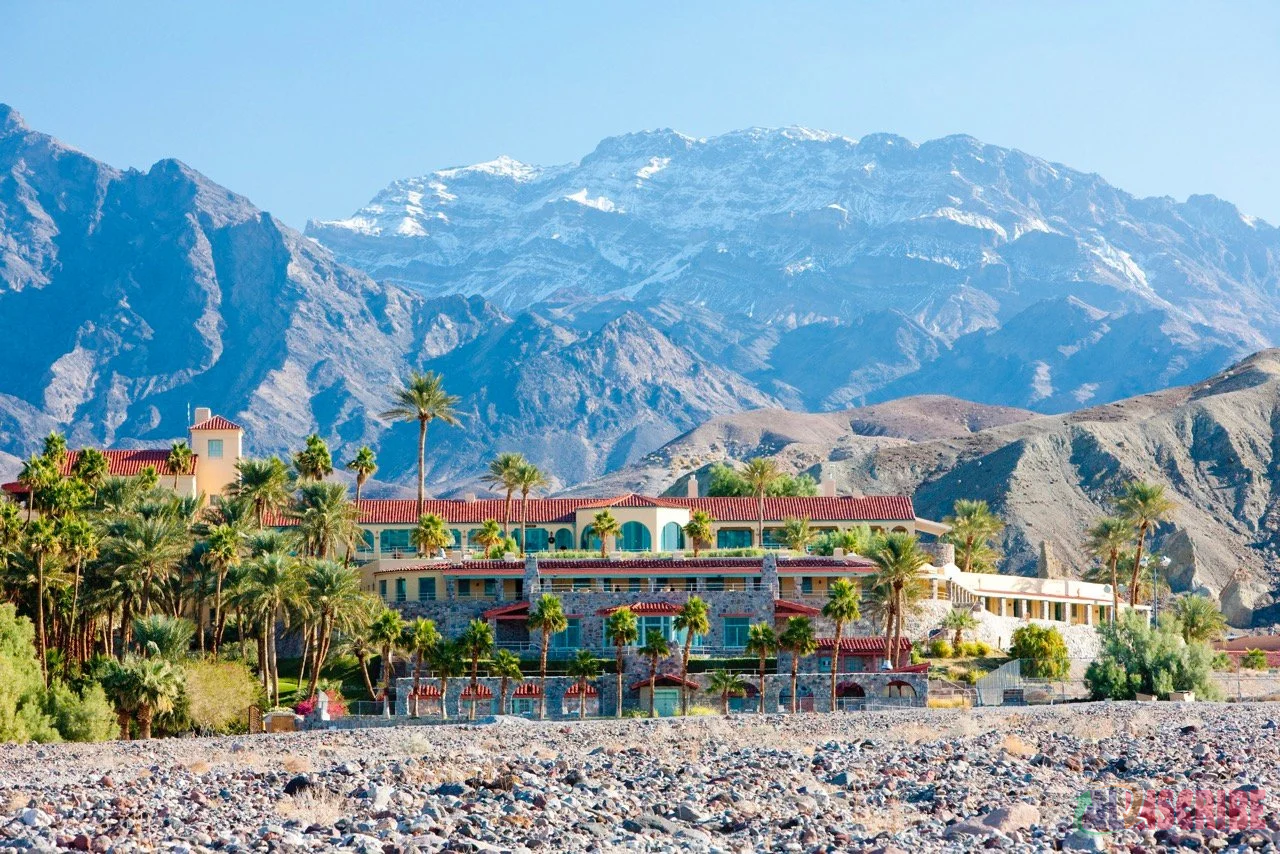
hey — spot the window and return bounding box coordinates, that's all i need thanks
[380,529,413,555]
[817,655,833,673]
[761,528,787,549]
[207,439,224,459]
[638,616,673,643]
[619,521,651,551]
[573,577,592,591]
[723,617,749,649]
[378,580,387,600]
[483,579,497,598]
[629,577,642,593]
[395,578,406,603]
[551,618,581,650]
[801,577,814,595]
[417,577,435,601]
[522,528,550,552]
[660,521,684,551]
[512,698,537,717]
[717,528,752,549]
[357,530,374,553]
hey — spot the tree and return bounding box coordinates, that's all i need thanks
[744,623,777,714]
[344,445,378,506]
[943,499,1004,573]
[381,370,461,515]
[527,593,567,720]
[474,519,505,558]
[482,452,527,538]
[25,518,61,685]
[707,669,747,715]
[72,448,109,494]
[368,608,406,715]
[459,618,494,720]
[491,649,524,715]
[428,640,465,721]
[292,482,361,560]
[239,552,304,704]
[1116,481,1176,606]
[165,441,193,492]
[514,462,550,554]
[779,617,817,713]
[781,516,815,553]
[304,560,372,698]
[1086,516,1131,623]
[411,513,452,558]
[17,454,56,521]
[822,578,861,713]
[1173,595,1228,644]
[1010,623,1070,680]
[201,523,242,656]
[1242,649,1269,671]
[742,458,780,547]
[638,629,671,718]
[674,596,710,715]
[403,617,440,715]
[682,509,714,557]
[566,650,601,719]
[41,432,68,466]
[230,457,293,528]
[591,509,621,558]
[707,463,817,498]
[56,515,98,665]
[132,614,195,660]
[336,633,379,706]
[871,533,927,669]
[604,607,639,718]
[113,656,184,740]
[811,525,880,557]
[942,608,979,649]
[1085,610,1221,700]
[293,434,334,482]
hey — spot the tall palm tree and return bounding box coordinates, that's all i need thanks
[872,532,927,669]
[293,434,334,482]
[474,519,505,558]
[1116,481,1176,606]
[707,669,747,715]
[527,593,567,719]
[745,622,777,714]
[591,509,621,558]
[491,649,524,715]
[779,616,817,713]
[781,516,815,553]
[411,512,452,558]
[56,515,98,664]
[482,452,527,538]
[822,578,861,713]
[345,446,378,505]
[1082,518,1125,622]
[514,462,550,555]
[1173,594,1228,643]
[604,606,639,718]
[674,596,710,715]
[72,448,109,495]
[202,523,242,656]
[132,614,196,659]
[291,482,361,560]
[459,618,495,719]
[166,441,193,492]
[41,432,68,466]
[380,370,461,515]
[404,617,440,715]
[566,649,600,719]
[335,633,379,706]
[942,608,979,648]
[106,515,189,655]
[682,509,714,557]
[230,457,293,527]
[18,454,56,521]
[304,559,372,698]
[368,608,406,714]
[429,639,465,721]
[943,499,1004,573]
[638,629,671,718]
[240,551,304,704]
[742,458,780,546]
[25,518,61,685]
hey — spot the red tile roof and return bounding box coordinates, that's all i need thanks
[512,683,543,697]
[630,673,699,690]
[4,449,197,494]
[459,684,493,699]
[666,495,915,523]
[483,602,530,620]
[814,637,913,653]
[577,493,686,509]
[778,556,876,570]
[190,415,243,431]
[596,600,683,617]
[774,599,821,616]
[564,683,598,697]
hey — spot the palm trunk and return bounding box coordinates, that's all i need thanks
[1109,552,1120,624]
[439,675,450,721]
[884,593,897,671]
[416,418,427,516]
[520,491,530,556]
[499,676,508,715]
[1129,523,1149,607]
[269,614,280,706]
[890,586,904,669]
[578,679,586,719]
[790,653,799,713]
[410,653,422,716]
[503,491,512,539]
[757,493,765,548]
[212,568,226,657]
[758,653,767,714]
[116,710,131,741]
[297,627,311,697]
[382,646,394,715]
[137,706,153,740]
[120,597,133,659]
[721,691,729,715]
[680,634,693,715]
[35,555,47,686]
[829,620,842,713]
[963,535,975,573]
[469,655,480,720]
[358,652,376,703]
[615,643,625,718]
[69,557,84,665]
[539,631,550,720]
[648,660,656,718]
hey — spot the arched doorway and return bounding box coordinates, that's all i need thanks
[728,681,759,713]
[837,682,867,712]
[459,684,494,717]
[619,521,652,551]
[660,521,685,551]
[778,684,814,713]
[554,528,574,550]
[883,680,916,700]
[581,525,600,551]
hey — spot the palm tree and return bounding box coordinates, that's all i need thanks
[491,649,524,715]
[429,639,465,721]
[591,509,621,558]
[742,458,780,546]
[1086,516,1130,623]
[164,441,193,492]
[127,656,184,739]
[381,370,461,515]
[638,629,671,718]
[872,532,928,669]
[682,509,714,557]
[293,434,334,482]
[781,516,815,553]
[240,551,304,704]
[514,462,550,554]
[1116,481,1176,606]
[56,515,98,664]
[25,518,61,684]
[779,617,817,713]
[72,447,109,490]
[527,593,567,719]
[41,431,68,466]
[822,578,861,713]
[566,649,601,719]
[105,516,190,654]
[291,482,361,560]
[459,618,495,719]
[707,669,747,715]
[230,457,293,527]
[202,523,242,656]
[943,499,1004,573]
[304,559,372,698]
[604,606,639,718]
[18,454,56,520]
[404,617,440,715]
[336,633,379,706]
[1173,595,1228,643]
[133,614,196,659]
[674,596,710,715]
[345,446,378,505]
[100,659,139,740]
[744,623,777,714]
[410,512,452,559]
[474,518,505,558]
[482,452,527,538]
[942,608,980,649]
[368,608,406,714]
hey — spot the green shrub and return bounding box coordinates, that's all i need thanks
[1211,651,1233,671]
[183,659,263,734]
[1242,649,1269,670]
[1085,611,1222,700]
[0,603,60,743]
[42,681,116,742]
[958,668,985,685]
[909,648,924,665]
[1010,624,1070,680]
[928,639,954,659]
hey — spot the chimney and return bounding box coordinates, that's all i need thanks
[686,476,698,498]
[193,406,212,426]
[464,492,477,503]
[820,477,837,497]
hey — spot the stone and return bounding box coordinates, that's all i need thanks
[1061,830,1108,851]
[284,775,312,796]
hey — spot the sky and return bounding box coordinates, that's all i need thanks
[4,1,1279,229]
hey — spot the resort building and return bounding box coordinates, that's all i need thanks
[918,559,1137,627]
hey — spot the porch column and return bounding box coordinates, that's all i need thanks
[1085,604,1093,626]
[999,598,1008,617]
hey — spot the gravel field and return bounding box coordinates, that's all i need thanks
[1,703,1277,852]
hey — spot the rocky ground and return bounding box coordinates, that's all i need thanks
[1,703,1277,852]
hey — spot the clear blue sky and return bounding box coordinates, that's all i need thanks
[5,1,1279,228]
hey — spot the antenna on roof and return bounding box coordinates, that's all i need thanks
[186,402,191,428]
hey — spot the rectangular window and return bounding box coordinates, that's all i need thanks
[817,655,832,673]
[639,616,672,643]
[395,578,406,603]
[629,577,642,593]
[716,528,753,549]
[801,577,814,595]
[761,528,787,549]
[417,577,435,601]
[483,579,497,598]
[207,438,224,459]
[379,529,414,555]
[723,617,749,649]
[551,618,582,650]
[378,580,387,600]
[458,579,472,598]
[573,577,592,591]
[357,530,374,553]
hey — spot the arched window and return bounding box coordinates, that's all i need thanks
[581,525,599,551]
[660,521,685,551]
[883,680,916,699]
[449,529,463,548]
[554,528,574,550]
[521,528,551,552]
[778,684,814,713]
[619,521,652,551]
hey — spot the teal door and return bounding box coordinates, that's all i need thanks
[654,688,680,717]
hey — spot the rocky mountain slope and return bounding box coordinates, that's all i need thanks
[310,126,1280,413]
[583,351,1280,625]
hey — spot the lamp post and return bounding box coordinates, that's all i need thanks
[1151,555,1172,621]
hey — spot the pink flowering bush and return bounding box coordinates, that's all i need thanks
[294,689,346,718]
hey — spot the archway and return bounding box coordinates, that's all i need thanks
[581,525,600,551]
[619,521,652,551]
[554,528,574,550]
[778,684,814,713]
[728,681,759,713]
[837,681,867,712]
[660,521,685,551]
[883,680,916,700]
